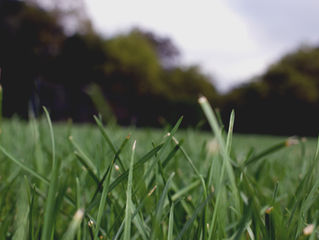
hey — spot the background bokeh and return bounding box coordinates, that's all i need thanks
[0,0,318,135]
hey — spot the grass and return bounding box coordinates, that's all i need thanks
[0,97,318,239]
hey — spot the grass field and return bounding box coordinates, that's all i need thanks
[0,99,318,239]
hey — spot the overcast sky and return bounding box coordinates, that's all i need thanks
[84,0,319,91]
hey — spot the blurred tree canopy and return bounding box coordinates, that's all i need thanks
[0,0,65,117]
[1,0,318,135]
[0,0,218,126]
[223,46,319,135]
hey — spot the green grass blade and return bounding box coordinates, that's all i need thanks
[86,135,130,211]
[168,203,175,240]
[199,96,239,210]
[74,151,99,184]
[41,107,60,240]
[171,180,201,201]
[29,116,45,189]
[130,202,149,240]
[69,136,98,177]
[244,138,298,166]
[176,193,214,240]
[113,184,157,240]
[123,140,136,240]
[226,110,235,155]
[151,172,175,240]
[61,209,84,240]
[94,116,128,170]
[162,141,183,168]
[0,145,49,184]
[94,163,113,240]
[75,178,81,240]
[94,115,117,153]
[28,184,36,240]
[108,144,163,193]
[171,136,207,199]
[12,178,30,240]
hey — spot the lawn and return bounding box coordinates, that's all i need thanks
[0,100,318,239]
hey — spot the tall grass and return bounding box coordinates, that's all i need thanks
[0,97,318,239]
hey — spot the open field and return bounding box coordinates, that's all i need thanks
[0,104,318,239]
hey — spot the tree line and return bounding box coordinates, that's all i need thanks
[0,0,318,135]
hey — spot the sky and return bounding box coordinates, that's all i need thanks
[83,0,319,91]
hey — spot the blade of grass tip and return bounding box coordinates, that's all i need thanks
[86,136,131,212]
[112,134,130,172]
[162,139,183,168]
[0,145,49,184]
[94,163,113,240]
[198,96,239,209]
[94,116,128,171]
[144,116,183,192]
[151,172,175,240]
[74,151,99,184]
[226,110,235,155]
[168,203,175,240]
[124,140,137,240]
[171,136,207,199]
[69,136,98,177]
[157,116,183,164]
[41,107,60,240]
[94,115,117,153]
[199,99,237,239]
[113,185,157,240]
[108,143,163,194]
[61,208,85,240]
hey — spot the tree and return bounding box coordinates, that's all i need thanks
[223,45,319,135]
[0,0,65,117]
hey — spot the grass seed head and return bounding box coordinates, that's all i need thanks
[148,185,157,196]
[114,164,120,171]
[88,219,94,227]
[132,140,136,150]
[198,96,208,104]
[74,208,84,221]
[206,138,219,155]
[303,224,314,236]
[285,137,299,147]
[172,136,179,144]
[265,206,273,214]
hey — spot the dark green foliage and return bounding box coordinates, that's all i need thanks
[223,46,319,135]
[0,0,218,127]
